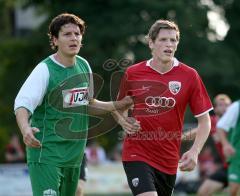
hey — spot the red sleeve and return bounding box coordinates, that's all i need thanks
[189,70,213,117]
[116,71,128,101]
[210,115,217,134]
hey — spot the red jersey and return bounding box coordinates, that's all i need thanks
[118,59,213,174]
[210,115,228,168]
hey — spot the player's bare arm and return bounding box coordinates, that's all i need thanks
[179,113,211,171]
[88,96,133,115]
[218,128,235,158]
[181,128,197,141]
[15,107,41,148]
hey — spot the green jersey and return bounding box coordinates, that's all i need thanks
[28,55,93,168]
[228,100,240,163]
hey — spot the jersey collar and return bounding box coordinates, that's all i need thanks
[146,57,179,74]
[50,54,73,68]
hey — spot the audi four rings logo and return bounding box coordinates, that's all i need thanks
[145,96,176,108]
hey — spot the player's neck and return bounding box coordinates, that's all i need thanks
[54,52,76,67]
[150,58,174,74]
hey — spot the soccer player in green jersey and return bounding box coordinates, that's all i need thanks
[14,13,132,196]
[218,100,240,196]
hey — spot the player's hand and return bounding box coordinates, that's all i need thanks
[179,148,198,171]
[119,117,141,134]
[22,126,41,148]
[117,96,134,110]
[223,143,235,158]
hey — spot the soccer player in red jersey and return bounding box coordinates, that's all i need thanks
[114,19,213,196]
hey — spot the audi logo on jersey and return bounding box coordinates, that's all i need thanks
[145,96,176,108]
[126,80,177,116]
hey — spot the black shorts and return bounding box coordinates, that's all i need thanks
[123,161,176,196]
[79,153,87,181]
[209,167,228,187]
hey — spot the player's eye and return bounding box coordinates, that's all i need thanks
[170,38,177,42]
[64,32,71,36]
[160,38,167,41]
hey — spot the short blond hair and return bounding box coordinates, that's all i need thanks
[147,19,180,42]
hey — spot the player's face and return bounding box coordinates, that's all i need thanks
[53,23,82,57]
[214,100,231,117]
[149,29,179,63]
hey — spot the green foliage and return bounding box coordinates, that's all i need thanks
[0,127,10,162]
[0,37,48,127]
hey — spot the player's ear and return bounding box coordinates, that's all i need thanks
[148,39,154,50]
[53,36,58,47]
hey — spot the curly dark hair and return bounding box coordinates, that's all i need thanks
[48,13,86,50]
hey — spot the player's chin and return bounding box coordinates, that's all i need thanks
[69,47,80,53]
[68,50,80,56]
[163,55,173,62]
